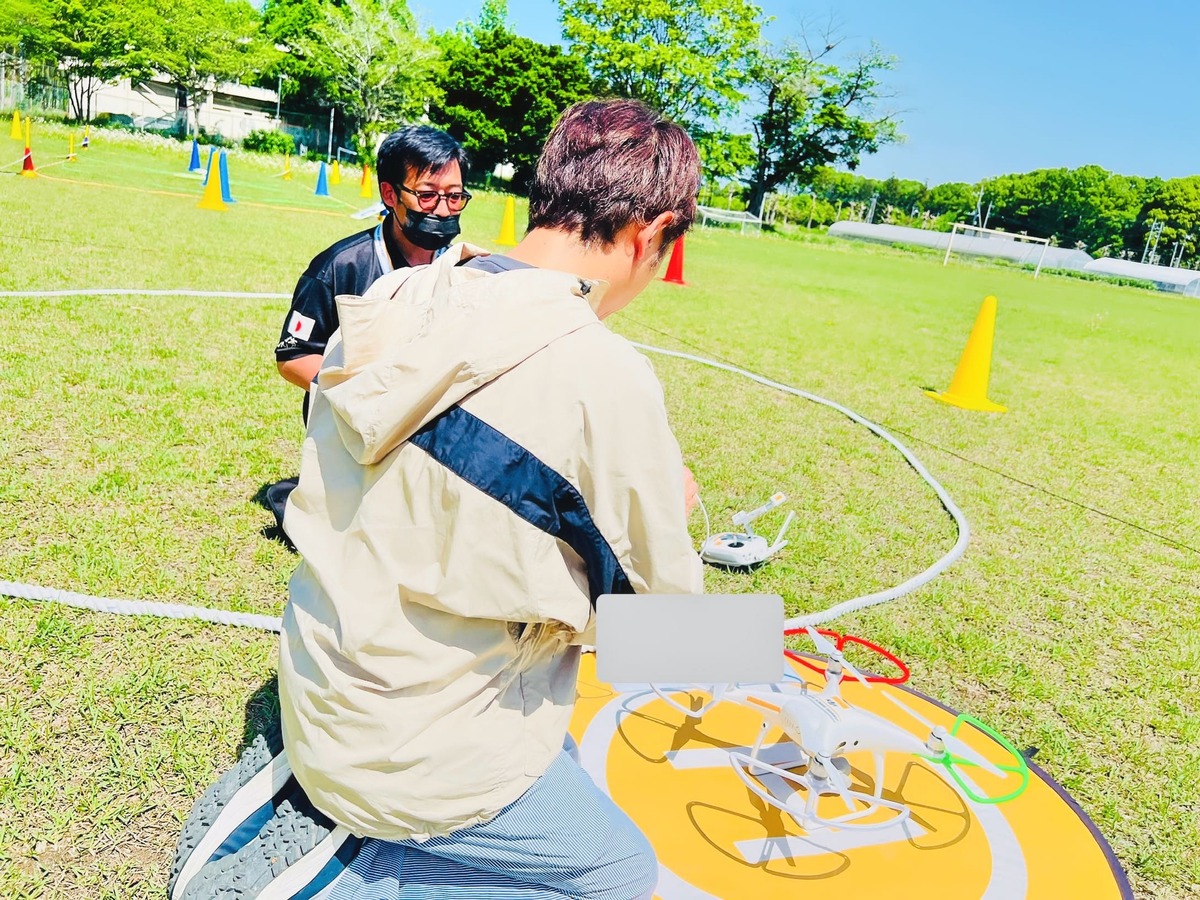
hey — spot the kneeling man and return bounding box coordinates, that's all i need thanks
[173,99,703,900]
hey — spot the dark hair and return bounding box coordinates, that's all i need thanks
[377,126,470,186]
[527,100,700,248]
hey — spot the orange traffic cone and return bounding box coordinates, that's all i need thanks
[21,120,35,177]
[925,295,1007,412]
[662,236,686,285]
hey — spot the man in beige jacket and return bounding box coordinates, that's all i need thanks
[173,100,703,900]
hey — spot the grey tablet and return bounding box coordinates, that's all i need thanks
[595,594,785,684]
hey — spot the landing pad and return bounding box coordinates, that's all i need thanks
[568,654,1131,900]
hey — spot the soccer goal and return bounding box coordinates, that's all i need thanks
[943,223,1051,278]
[696,205,763,234]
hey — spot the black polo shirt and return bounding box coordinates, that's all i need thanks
[275,217,409,363]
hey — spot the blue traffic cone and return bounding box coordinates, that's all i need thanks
[218,150,236,203]
[315,162,330,197]
[201,147,216,186]
[188,138,201,173]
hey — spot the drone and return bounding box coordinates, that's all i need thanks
[650,628,1029,831]
[699,492,796,568]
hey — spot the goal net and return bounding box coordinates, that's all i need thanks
[943,223,1052,278]
[696,205,763,234]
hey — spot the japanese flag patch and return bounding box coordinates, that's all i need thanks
[287,310,316,342]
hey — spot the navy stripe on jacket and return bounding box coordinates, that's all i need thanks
[409,406,634,605]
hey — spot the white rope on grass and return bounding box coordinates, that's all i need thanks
[0,289,290,299]
[629,342,969,630]
[0,580,282,633]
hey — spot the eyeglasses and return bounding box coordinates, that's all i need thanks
[399,185,473,213]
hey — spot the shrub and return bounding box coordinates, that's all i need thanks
[94,112,135,128]
[242,129,296,155]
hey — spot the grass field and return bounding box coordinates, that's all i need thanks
[1,121,1197,898]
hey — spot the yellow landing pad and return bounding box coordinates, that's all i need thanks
[568,654,1131,900]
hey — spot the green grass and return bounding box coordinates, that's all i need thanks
[1,122,1198,898]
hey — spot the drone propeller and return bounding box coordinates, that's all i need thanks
[806,626,873,689]
[883,692,1006,778]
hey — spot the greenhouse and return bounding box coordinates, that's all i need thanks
[1081,258,1200,297]
[827,221,1093,271]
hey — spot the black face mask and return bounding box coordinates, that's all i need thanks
[399,207,460,251]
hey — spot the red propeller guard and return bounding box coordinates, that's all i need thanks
[784,627,911,684]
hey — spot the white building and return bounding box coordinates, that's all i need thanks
[92,73,326,148]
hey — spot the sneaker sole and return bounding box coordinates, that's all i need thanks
[182,788,361,900]
[170,725,291,900]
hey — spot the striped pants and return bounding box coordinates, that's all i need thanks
[183,747,658,900]
[327,751,657,899]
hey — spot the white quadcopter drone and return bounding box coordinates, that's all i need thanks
[699,492,796,568]
[651,627,1029,831]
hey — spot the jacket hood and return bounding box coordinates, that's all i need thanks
[317,243,608,465]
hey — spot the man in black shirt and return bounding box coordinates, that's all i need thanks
[275,126,472,393]
[264,127,472,533]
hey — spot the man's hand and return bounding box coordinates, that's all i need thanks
[682,465,699,514]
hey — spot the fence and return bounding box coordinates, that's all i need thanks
[0,54,70,115]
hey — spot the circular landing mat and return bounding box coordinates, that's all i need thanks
[568,654,1131,900]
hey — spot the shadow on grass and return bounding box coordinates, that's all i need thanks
[241,674,281,755]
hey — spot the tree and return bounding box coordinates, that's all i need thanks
[433,11,593,188]
[146,0,267,136]
[877,175,925,213]
[298,0,440,155]
[808,167,879,204]
[1134,176,1200,265]
[259,0,338,114]
[27,0,154,121]
[0,0,48,55]
[925,182,976,222]
[693,129,754,194]
[744,40,900,216]
[984,166,1160,256]
[558,0,763,129]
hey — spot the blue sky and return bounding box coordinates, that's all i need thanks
[414,0,1200,186]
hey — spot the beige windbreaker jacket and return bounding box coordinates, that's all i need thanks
[278,243,703,842]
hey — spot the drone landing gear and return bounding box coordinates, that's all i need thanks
[731,718,911,832]
[729,748,911,832]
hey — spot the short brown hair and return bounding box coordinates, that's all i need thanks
[527,100,700,248]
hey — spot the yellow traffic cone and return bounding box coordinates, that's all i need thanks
[925,295,1007,412]
[496,195,517,246]
[331,159,341,185]
[9,109,21,140]
[359,163,372,198]
[197,163,228,211]
[283,154,292,180]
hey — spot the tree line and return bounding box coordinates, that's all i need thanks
[0,0,899,214]
[2,0,1195,263]
[770,166,1198,264]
